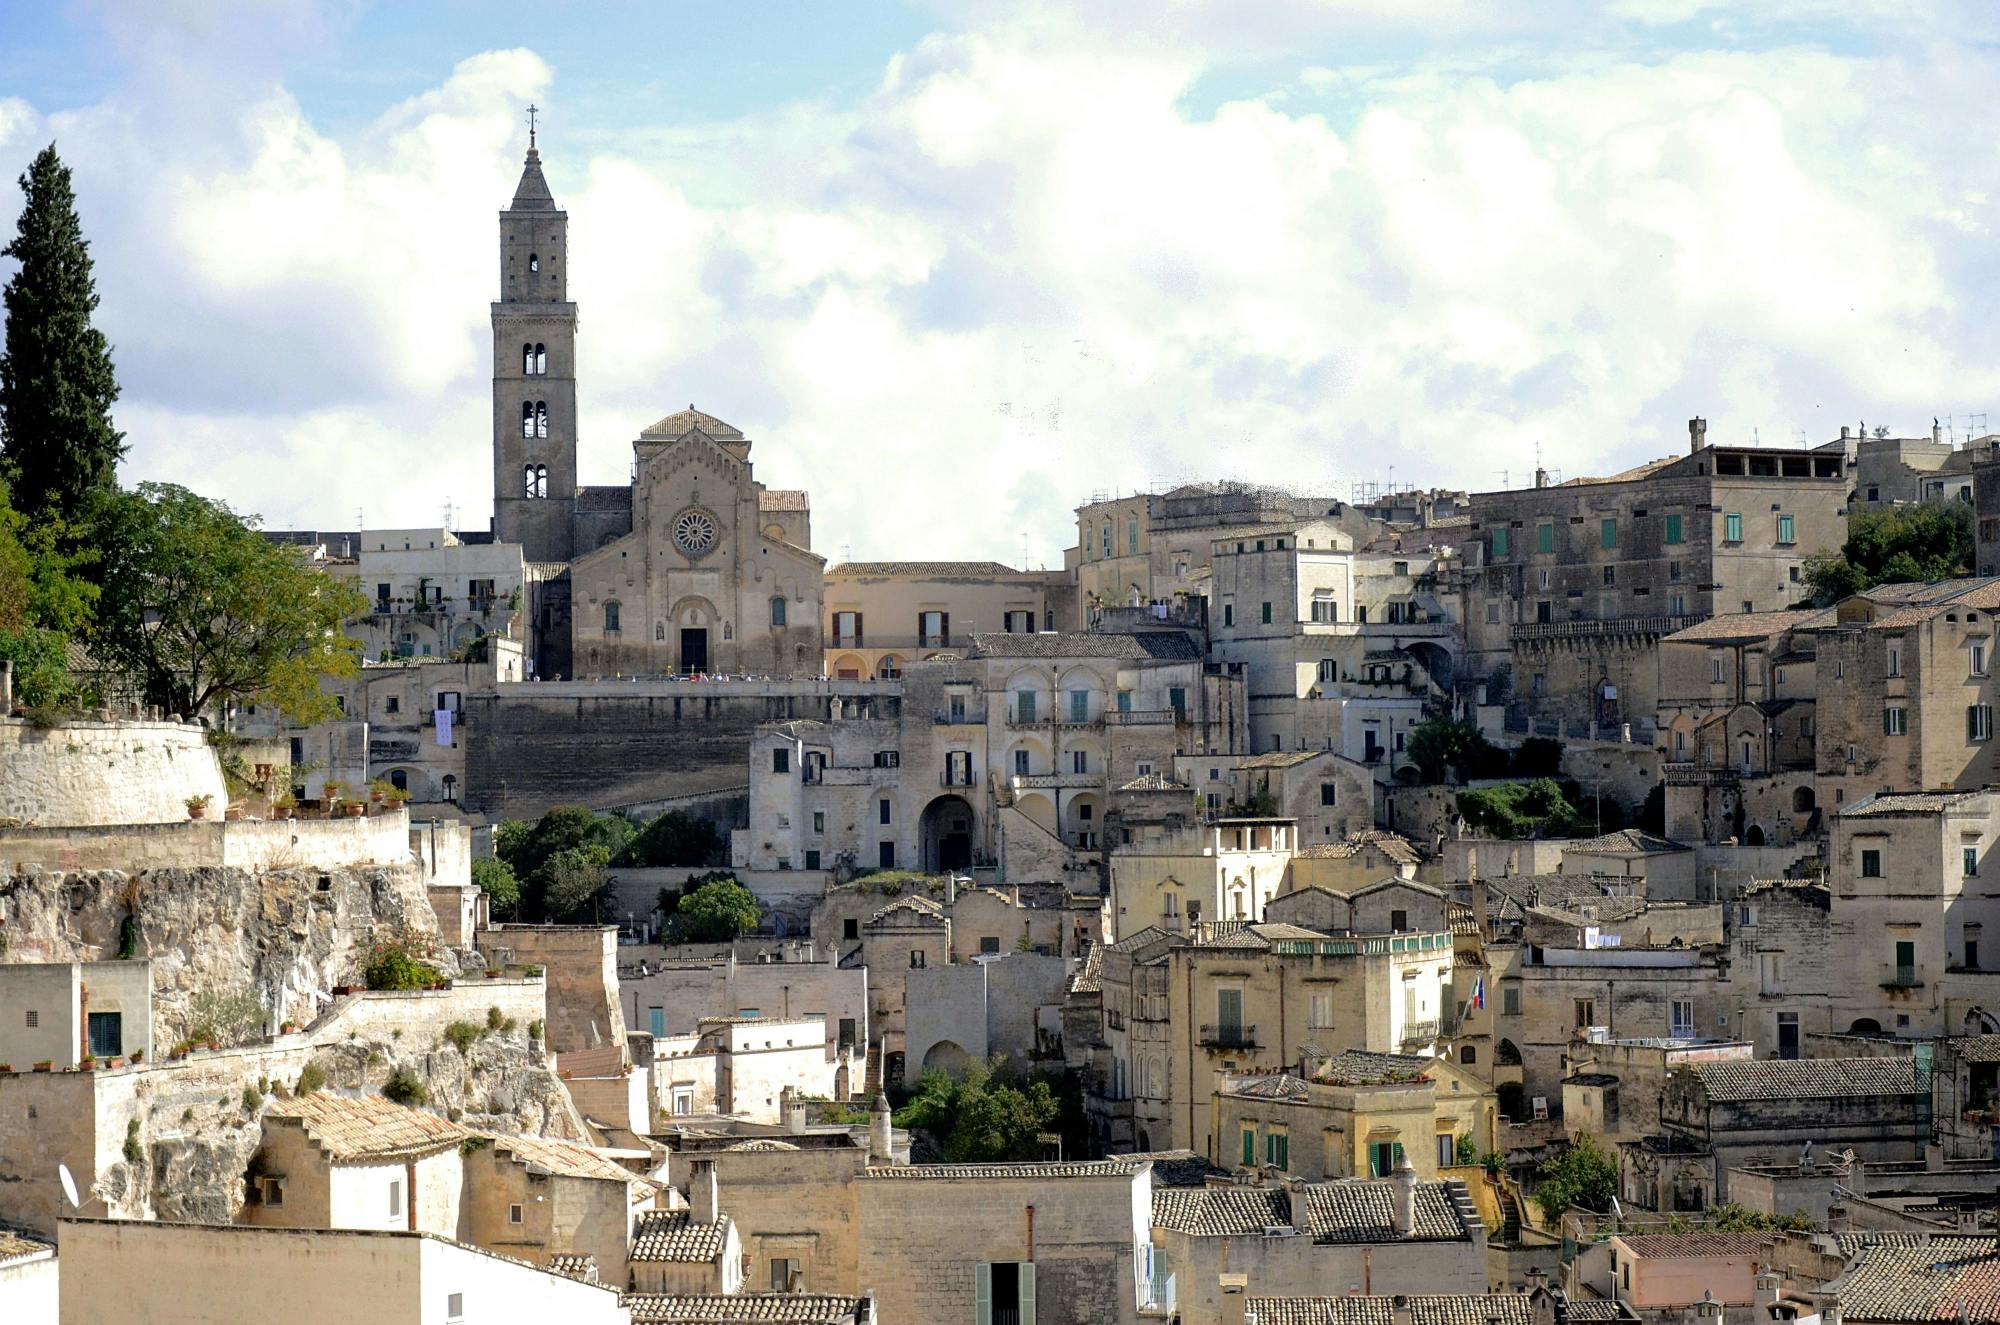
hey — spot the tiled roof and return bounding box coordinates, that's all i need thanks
[1228,1073,1313,1101]
[969,631,1202,661]
[1828,1235,2000,1322]
[758,490,809,512]
[481,1132,659,1189]
[1153,1185,1292,1235]
[1614,1232,1773,1258]
[1116,1149,1225,1187]
[1663,608,1832,643]
[827,561,1028,579]
[1312,1049,1436,1086]
[1840,790,1986,817]
[631,1210,732,1263]
[264,1093,467,1161]
[1685,1057,1914,1102]
[1247,1295,1610,1325]
[547,1253,596,1281]
[1296,1179,1473,1243]
[624,1294,864,1323]
[1567,829,1690,855]
[643,407,744,438]
[864,1160,1142,1180]
[0,1231,51,1264]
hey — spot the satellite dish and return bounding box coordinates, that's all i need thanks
[57,1163,78,1211]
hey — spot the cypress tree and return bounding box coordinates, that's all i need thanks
[0,143,125,521]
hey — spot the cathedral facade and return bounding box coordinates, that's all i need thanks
[491,138,824,677]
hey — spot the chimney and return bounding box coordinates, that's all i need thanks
[1219,1273,1249,1325]
[689,1158,718,1225]
[1392,1295,1414,1325]
[1689,417,1707,454]
[1390,1154,1417,1236]
[1754,1271,1781,1314]
[869,1091,894,1163]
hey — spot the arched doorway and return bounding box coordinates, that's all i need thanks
[921,795,975,872]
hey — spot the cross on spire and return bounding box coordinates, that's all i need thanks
[527,103,538,149]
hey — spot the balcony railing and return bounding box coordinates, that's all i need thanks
[1198,1023,1258,1050]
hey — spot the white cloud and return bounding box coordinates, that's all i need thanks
[9,5,2000,558]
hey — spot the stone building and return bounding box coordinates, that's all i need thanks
[1070,482,1380,632]
[1205,518,1457,767]
[821,560,1063,680]
[1212,1049,1497,1180]
[485,135,824,680]
[1163,922,1455,1157]
[1812,579,2000,808]
[1457,419,1848,740]
[1151,1168,1489,1325]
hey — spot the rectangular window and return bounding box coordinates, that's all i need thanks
[1537,523,1554,553]
[1600,518,1617,549]
[1885,707,1907,736]
[1491,526,1510,557]
[1861,848,1882,877]
[1777,513,1795,545]
[1724,512,1743,542]
[1664,513,1683,544]
[1973,705,1994,742]
[773,748,790,774]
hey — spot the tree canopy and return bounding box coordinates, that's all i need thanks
[664,875,762,943]
[88,482,365,721]
[1804,500,1974,604]
[1534,1131,1618,1222]
[0,144,125,525]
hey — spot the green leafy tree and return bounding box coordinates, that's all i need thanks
[0,145,125,524]
[1804,501,1973,604]
[89,483,364,721]
[664,875,762,943]
[1534,1131,1618,1222]
[538,844,612,923]
[469,856,520,919]
[623,809,722,867]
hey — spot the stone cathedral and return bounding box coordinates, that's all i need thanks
[491,134,825,678]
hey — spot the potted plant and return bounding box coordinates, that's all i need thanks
[186,793,213,819]
[273,792,296,820]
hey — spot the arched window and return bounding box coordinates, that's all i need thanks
[770,596,787,628]
[534,343,546,375]
[603,601,621,633]
[528,253,540,272]
[523,464,547,498]
[521,402,535,438]
[534,401,549,438]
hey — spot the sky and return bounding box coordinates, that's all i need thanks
[4,1,2000,564]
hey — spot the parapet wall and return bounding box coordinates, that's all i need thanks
[0,718,226,827]
[0,811,416,873]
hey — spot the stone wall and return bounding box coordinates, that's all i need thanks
[485,925,627,1056]
[0,718,226,827]
[461,681,898,819]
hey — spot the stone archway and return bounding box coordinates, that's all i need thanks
[921,794,976,873]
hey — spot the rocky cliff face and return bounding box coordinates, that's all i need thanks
[0,861,457,1040]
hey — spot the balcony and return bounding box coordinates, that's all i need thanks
[1105,708,1179,726]
[1510,614,1700,643]
[1198,1023,1259,1050]
[1401,1019,1441,1047]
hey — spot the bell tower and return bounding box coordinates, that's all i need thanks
[491,107,577,564]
